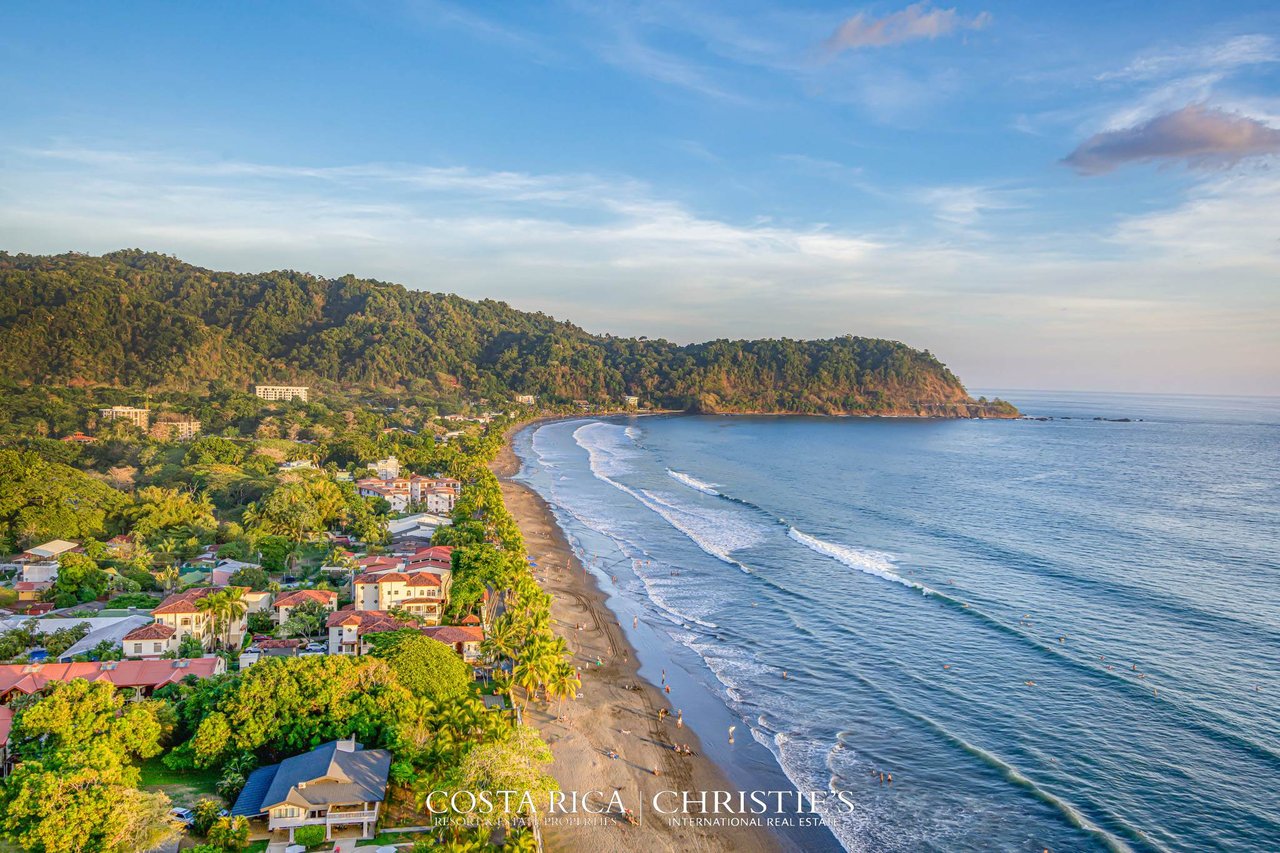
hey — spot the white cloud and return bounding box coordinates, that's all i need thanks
[1097,34,1278,82]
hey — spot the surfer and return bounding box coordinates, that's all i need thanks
[728,725,736,744]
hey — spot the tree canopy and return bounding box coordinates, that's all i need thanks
[369,630,473,704]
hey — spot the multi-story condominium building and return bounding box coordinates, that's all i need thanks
[254,384,309,402]
[515,394,536,405]
[99,405,150,430]
[121,587,250,658]
[351,571,446,623]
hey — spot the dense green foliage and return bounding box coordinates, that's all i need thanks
[0,680,178,853]
[0,449,129,551]
[0,250,1014,416]
[369,630,473,703]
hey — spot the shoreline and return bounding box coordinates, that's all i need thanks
[492,420,787,853]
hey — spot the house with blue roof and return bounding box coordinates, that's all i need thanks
[230,736,391,843]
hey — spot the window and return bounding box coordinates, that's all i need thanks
[153,643,162,653]
[132,643,142,654]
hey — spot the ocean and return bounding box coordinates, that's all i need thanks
[512,391,1280,852]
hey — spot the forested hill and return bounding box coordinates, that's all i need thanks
[0,250,1016,417]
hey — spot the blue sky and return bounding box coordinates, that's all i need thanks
[2,1,1278,394]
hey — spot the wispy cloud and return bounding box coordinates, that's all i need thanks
[1097,34,1278,82]
[823,3,990,54]
[1064,104,1280,175]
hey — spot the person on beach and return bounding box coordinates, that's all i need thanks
[633,615,638,628]
[658,708,668,722]
[676,710,683,728]
[664,684,671,694]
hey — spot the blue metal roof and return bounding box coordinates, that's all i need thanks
[230,764,279,817]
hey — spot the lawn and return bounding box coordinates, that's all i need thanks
[138,755,222,807]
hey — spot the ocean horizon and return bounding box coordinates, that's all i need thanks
[513,390,1280,852]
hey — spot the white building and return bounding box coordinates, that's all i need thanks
[254,385,309,402]
[99,406,150,430]
[370,455,400,480]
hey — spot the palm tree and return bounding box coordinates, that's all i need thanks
[511,660,541,711]
[219,587,249,649]
[154,537,179,569]
[196,591,224,650]
[156,565,179,594]
[547,663,581,721]
[480,615,520,667]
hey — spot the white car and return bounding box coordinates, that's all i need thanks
[304,642,327,653]
[169,807,194,826]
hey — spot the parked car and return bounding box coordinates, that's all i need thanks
[169,807,194,827]
[304,642,326,653]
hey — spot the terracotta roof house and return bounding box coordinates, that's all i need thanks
[231,738,390,843]
[0,658,225,701]
[420,625,484,663]
[353,571,445,623]
[125,587,250,657]
[326,609,412,656]
[273,589,338,624]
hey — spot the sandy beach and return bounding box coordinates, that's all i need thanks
[492,423,783,853]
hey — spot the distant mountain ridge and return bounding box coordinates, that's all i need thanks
[0,250,1016,417]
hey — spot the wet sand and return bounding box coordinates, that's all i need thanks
[493,422,783,853]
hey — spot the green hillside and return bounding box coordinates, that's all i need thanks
[0,250,1015,417]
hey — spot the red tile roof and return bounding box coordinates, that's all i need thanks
[406,573,442,588]
[123,623,176,641]
[325,610,411,635]
[356,556,402,571]
[0,659,223,696]
[355,572,410,585]
[420,625,484,644]
[273,589,337,609]
[151,586,250,614]
[0,705,11,746]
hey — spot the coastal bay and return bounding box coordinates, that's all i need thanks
[506,397,1280,852]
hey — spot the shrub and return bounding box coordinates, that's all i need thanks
[295,824,325,848]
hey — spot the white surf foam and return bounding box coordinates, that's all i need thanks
[667,468,721,496]
[787,527,932,595]
[573,423,762,572]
